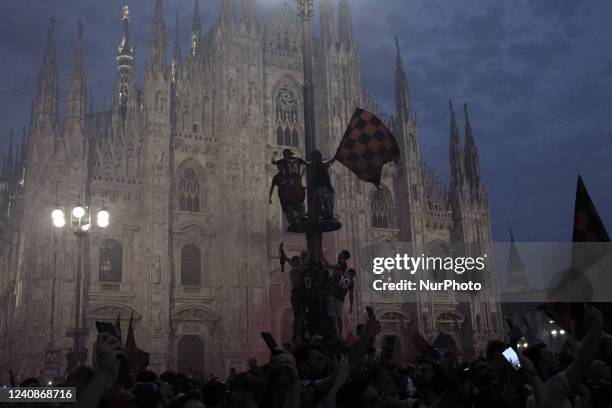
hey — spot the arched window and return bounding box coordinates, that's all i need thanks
[371,189,394,228]
[181,244,201,286]
[275,87,299,147]
[99,239,122,282]
[178,167,200,212]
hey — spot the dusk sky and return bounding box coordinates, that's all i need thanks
[0,0,610,243]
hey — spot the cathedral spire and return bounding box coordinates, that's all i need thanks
[394,36,411,124]
[148,0,167,72]
[113,5,136,128]
[338,0,353,51]
[191,0,202,57]
[506,229,528,291]
[220,0,237,29]
[32,17,59,135]
[449,100,465,192]
[172,13,182,81]
[463,103,482,189]
[65,20,86,133]
[319,0,335,48]
[118,5,133,57]
[240,0,257,32]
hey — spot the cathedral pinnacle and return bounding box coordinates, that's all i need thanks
[239,0,257,33]
[122,5,130,22]
[148,0,167,71]
[32,16,59,138]
[113,4,136,128]
[506,229,528,291]
[221,0,237,29]
[65,20,86,133]
[319,0,334,48]
[394,35,411,121]
[449,100,465,192]
[338,0,353,51]
[191,0,202,57]
[463,102,481,189]
[172,13,182,81]
[118,5,134,56]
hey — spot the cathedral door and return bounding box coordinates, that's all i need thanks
[177,335,204,375]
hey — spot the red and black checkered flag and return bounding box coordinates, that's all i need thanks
[335,109,401,187]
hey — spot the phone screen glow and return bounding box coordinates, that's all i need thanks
[502,347,521,370]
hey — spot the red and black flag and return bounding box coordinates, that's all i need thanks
[335,108,401,187]
[540,175,611,340]
[125,312,150,374]
[572,175,610,270]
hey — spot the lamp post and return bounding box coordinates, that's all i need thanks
[295,0,340,263]
[52,204,109,372]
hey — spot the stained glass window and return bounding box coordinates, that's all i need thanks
[275,87,299,147]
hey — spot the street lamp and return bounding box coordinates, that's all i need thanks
[52,204,109,372]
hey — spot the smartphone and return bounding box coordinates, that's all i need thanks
[261,332,282,355]
[502,347,521,370]
[366,306,375,320]
[96,321,119,339]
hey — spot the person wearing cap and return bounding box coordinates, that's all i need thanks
[272,148,307,180]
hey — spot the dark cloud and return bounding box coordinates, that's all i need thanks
[449,4,508,43]
[507,35,573,66]
[529,0,591,20]
[0,0,610,243]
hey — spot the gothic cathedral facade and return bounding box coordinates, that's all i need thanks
[0,0,503,378]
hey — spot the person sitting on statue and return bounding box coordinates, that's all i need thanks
[308,150,335,219]
[269,149,307,225]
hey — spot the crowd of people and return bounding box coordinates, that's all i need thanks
[5,239,612,408]
[5,247,612,407]
[5,302,612,408]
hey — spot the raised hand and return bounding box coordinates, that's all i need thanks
[363,318,381,340]
[270,351,299,384]
[95,333,125,376]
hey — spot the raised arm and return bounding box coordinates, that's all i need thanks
[347,317,381,376]
[520,352,550,408]
[76,333,125,408]
[565,306,603,387]
[271,352,301,408]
